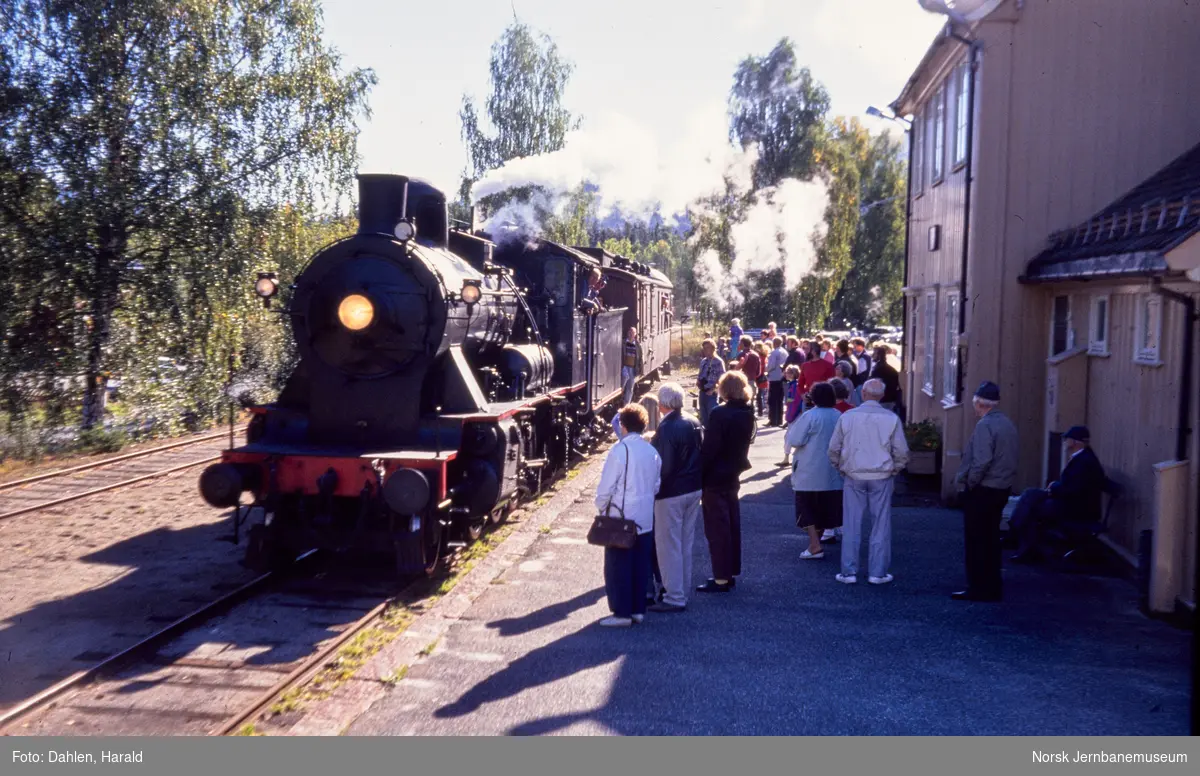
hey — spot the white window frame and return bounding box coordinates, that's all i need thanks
[1050,294,1074,356]
[1088,294,1110,356]
[953,63,969,166]
[1134,293,1163,365]
[912,112,924,195]
[943,292,960,403]
[931,84,945,184]
[923,291,937,396]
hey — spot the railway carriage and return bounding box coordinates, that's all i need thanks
[199,174,673,575]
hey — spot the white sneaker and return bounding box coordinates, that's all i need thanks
[868,574,894,585]
[835,573,857,584]
[599,616,633,627]
[821,529,836,540]
[631,614,644,624]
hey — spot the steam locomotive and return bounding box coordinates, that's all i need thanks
[199,174,674,574]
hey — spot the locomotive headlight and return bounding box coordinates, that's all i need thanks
[460,280,482,306]
[254,272,278,298]
[337,293,375,331]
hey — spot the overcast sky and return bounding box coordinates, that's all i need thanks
[321,0,946,195]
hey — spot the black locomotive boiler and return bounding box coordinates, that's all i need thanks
[199,174,674,575]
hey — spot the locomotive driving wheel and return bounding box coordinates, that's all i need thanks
[394,513,444,578]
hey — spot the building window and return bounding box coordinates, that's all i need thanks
[923,291,937,395]
[1088,295,1110,355]
[943,292,959,402]
[931,84,945,183]
[953,62,969,166]
[912,113,924,195]
[1134,294,1162,365]
[1051,295,1073,355]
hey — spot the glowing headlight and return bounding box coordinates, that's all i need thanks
[460,281,482,305]
[337,294,374,331]
[254,272,278,298]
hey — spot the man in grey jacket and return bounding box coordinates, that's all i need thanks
[952,381,1019,602]
[827,379,910,585]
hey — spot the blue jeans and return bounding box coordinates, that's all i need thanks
[699,392,717,427]
[841,476,895,578]
[621,367,636,405]
[604,531,654,618]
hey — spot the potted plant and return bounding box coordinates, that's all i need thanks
[904,419,941,475]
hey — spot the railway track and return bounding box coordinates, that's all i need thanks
[0,431,231,522]
[0,549,416,736]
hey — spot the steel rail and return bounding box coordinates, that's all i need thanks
[212,596,399,736]
[0,550,318,733]
[0,431,228,492]
[0,455,221,522]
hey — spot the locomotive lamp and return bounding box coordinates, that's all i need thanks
[254,272,278,308]
[393,219,416,242]
[337,293,375,330]
[460,279,482,306]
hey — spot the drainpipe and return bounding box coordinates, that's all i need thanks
[951,33,982,403]
[900,124,914,377]
[1153,282,1196,462]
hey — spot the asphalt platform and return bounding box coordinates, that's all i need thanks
[344,419,1191,735]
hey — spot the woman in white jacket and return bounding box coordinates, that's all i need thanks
[594,404,662,627]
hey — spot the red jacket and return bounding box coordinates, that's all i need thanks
[798,358,835,396]
[835,401,854,414]
[740,350,762,382]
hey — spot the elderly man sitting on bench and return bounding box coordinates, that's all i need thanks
[1009,426,1106,563]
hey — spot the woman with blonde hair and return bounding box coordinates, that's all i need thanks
[697,370,756,593]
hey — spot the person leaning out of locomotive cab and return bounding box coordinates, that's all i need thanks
[580,268,606,314]
[621,328,643,405]
[595,403,662,628]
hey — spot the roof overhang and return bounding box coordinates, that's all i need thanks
[891,0,1018,116]
[1019,251,1171,284]
[1165,231,1200,281]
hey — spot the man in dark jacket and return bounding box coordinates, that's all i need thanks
[869,345,901,408]
[650,383,704,612]
[1010,425,1106,562]
[952,381,1019,602]
[697,371,756,593]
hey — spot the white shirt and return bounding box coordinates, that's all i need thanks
[594,434,661,534]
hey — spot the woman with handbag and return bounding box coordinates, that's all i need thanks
[591,403,661,627]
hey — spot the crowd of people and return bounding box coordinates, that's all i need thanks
[591,319,914,627]
[594,319,1112,626]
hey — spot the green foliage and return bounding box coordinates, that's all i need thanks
[0,0,373,447]
[830,127,907,327]
[459,20,579,206]
[905,419,942,451]
[729,38,831,189]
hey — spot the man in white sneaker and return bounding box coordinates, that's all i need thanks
[827,379,909,586]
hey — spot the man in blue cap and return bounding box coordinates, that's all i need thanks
[1009,424,1106,562]
[952,381,1018,601]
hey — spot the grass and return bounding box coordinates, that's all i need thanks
[233,723,262,736]
[418,639,439,657]
[538,525,552,534]
[379,665,408,685]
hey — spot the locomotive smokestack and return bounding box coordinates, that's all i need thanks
[357,174,409,237]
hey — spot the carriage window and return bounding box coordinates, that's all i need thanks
[543,259,569,305]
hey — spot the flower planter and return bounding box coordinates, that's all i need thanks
[906,449,938,476]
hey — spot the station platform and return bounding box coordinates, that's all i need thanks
[306,420,1190,735]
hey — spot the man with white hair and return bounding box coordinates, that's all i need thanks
[649,382,704,612]
[952,381,1019,602]
[827,378,909,585]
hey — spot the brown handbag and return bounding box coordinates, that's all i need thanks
[587,441,639,550]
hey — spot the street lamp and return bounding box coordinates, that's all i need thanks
[866,105,912,128]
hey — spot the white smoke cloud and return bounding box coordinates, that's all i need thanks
[694,176,830,310]
[471,103,750,219]
[470,103,831,313]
